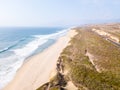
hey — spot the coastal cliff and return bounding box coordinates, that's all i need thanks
[37,23,120,90]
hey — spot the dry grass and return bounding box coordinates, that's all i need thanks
[60,26,120,90]
[37,24,120,90]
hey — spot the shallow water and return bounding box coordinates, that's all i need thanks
[0,27,68,89]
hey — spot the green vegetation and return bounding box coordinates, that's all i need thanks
[60,27,120,90]
[37,24,120,90]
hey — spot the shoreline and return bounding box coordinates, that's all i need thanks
[3,29,77,90]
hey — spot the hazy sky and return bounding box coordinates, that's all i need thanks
[0,0,120,27]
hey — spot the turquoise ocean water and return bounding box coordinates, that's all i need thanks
[0,27,68,89]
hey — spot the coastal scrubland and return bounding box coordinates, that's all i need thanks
[37,24,120,90]
[91,23,120,42]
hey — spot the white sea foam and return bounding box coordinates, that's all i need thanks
[0,55,24,89]
[0,29,68,89]
[13,29,68,58]
[34,29,68,39]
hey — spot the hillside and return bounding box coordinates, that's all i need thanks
[37,23,120,90]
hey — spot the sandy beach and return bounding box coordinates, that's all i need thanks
[3,29,77,90]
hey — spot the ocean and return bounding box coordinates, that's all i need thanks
[0,27,68,89]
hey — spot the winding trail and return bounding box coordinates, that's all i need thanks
[86,52,101,73]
